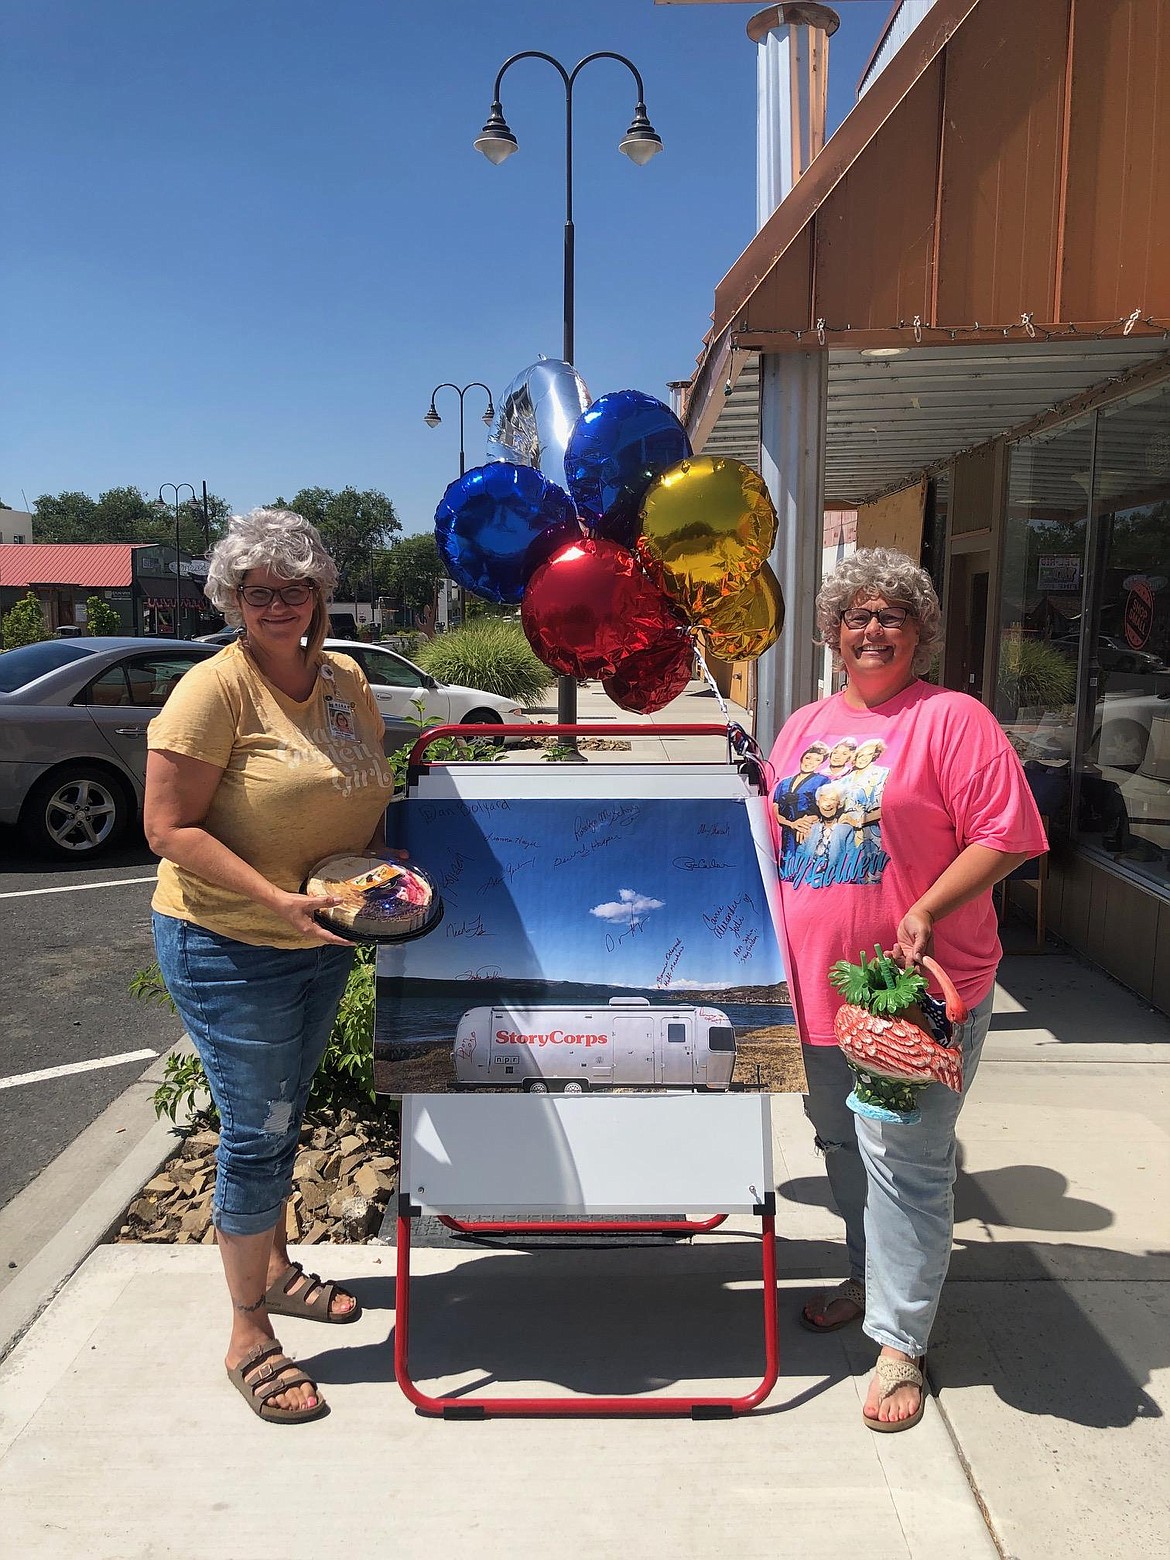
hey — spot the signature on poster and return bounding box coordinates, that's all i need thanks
[656,938,684,988]
[673,856,732,872]
[574,804,639,842]
[446,915,489,939]
[479,856,537,893]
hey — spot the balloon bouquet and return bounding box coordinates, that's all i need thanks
[434,359,785,714]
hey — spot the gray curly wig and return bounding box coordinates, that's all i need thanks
[205,508,339,658]
[816,547,943,677]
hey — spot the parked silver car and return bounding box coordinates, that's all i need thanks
[0,638,218,857]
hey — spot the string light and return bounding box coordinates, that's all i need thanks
[726,311,1170,347]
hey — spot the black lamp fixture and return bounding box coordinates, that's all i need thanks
[159,482,195,638]
[424,382,496,477]
[474,49,663,733]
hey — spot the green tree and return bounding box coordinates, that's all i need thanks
[1,591,49,648]
[34,487,231,555]
[85,595,122,635]
[376,532,446,624]
[274,487,401,600]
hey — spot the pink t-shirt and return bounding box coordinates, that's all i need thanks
[766,681,1048,1046]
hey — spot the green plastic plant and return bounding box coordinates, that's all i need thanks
[828,945,927,1017]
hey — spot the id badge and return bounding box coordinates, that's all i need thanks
[325,697,357,741]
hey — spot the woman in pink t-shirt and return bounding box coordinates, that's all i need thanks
[767,548,1047,1432]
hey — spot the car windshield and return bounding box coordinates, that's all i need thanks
[0,641,95,693]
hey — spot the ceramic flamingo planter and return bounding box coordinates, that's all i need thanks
[829,947,968,1124]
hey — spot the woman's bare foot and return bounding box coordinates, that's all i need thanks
[863,1347,923,1427]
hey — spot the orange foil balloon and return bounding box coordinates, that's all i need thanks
[636,456,778,619]
[701,563,785,662]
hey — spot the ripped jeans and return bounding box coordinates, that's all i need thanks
[152,913,354,1237]
[801,990,994,1357]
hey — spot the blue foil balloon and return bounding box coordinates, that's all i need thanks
[434,462,581,604]
[565,390,693,550]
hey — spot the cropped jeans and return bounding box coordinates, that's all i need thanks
[801,989,994,1358]
[152,912,354,1237]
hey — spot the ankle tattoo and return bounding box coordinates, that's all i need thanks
[234,1296,267,1315]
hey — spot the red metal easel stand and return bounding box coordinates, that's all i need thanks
[393,1210,779,1419]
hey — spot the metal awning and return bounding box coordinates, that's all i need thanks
[699,337,1170,505]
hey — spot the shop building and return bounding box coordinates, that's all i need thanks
[0,542,217,638]
[679,0,1170,1006]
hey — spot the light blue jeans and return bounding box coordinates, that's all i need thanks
[152,912,354,1237]
[801,989,994,1357]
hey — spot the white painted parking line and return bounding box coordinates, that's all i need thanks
[0,1050,157,1090]
[0,875,157,900]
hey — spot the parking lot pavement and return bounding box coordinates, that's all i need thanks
[0,830,184,1211]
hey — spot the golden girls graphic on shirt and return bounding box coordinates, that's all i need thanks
[772,736,889,889]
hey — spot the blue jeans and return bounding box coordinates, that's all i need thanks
[152,913,355,1237]
[801,989,994,1356]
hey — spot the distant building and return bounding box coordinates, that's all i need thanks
[0,542,219,638]
[0,509,35,546]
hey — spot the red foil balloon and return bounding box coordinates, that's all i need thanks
[521,537,685,680]
[603,630,694,713]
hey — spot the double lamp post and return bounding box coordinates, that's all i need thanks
[472,49,663,728]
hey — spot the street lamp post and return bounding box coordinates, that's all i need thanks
[424,381,496,477]
[474,50,663,726]
[159,483,195,638]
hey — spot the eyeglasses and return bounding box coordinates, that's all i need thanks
[237,582,315,608]
[840,606,912,630]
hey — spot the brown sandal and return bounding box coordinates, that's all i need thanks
[264,1261,362,1324]
[226,1341,327,1423]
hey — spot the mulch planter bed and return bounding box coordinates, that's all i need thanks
[114,1107,399,1247]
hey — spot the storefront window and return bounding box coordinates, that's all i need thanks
[1076,380,1170,889]
[996,418,1090,802]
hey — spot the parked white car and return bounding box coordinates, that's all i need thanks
[195,629,533,736]
[320,639,531,736]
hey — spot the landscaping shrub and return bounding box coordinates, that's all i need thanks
[1,591,49,648]
[997,632,1076,713]
[135,945,381,1128]
[414,618,551,706]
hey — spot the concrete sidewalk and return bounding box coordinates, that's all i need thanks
[0,683,1166,1557]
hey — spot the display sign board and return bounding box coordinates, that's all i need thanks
[375,784,793,1096]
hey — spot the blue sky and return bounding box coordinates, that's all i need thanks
[2,1,890,534]
[387,795,785,988]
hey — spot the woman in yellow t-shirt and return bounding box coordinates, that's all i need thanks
[145,507,394,1424]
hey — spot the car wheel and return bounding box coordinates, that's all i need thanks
[461,708,505,747]
[561,1080,587,1095]
[525,1079,551,1094]
[21,764,131,858]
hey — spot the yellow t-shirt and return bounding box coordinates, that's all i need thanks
[148,640,394,947]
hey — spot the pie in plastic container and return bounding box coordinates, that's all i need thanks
[301,852,443,944]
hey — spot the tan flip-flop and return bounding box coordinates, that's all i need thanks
[863,1355,926,1433]
[264,1261,362,1324]
[799,1276,865,1333]
[226,1340,328,1423]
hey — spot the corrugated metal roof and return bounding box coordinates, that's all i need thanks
[0,543,145,590]
[697,337,1170,505]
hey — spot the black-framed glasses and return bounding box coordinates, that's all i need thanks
[237,582,316,608]
[840,606,912,630]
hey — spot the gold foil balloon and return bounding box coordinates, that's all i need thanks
[635,456,778,620]
[701,563,785,662]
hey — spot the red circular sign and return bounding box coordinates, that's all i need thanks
[1124,579,1155,650]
